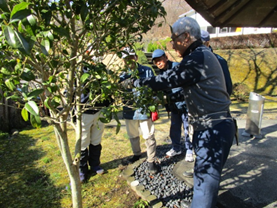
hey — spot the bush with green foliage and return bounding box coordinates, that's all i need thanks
[147,42,156,52]
[0,131,9,140]
[136,50,148,65]
[133,42,148,64]
[147,37,171,52]
[133,199,149,208]
[134,42,145,51]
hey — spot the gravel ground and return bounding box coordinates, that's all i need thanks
[133,144,193,208]
[128,105,276,207]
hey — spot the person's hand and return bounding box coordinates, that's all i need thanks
[153,96,161,104]
[120,78,133,89]
[133,79,141,87]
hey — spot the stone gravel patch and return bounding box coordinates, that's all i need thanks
[123,144,193,208]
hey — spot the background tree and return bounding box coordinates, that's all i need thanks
[143,0,191,43]
[0,0,166,207]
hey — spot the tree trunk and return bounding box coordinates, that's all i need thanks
[53,121,82,208]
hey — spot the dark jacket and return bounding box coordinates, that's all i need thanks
[209,46,233,95]
[160,61,186,114]
[134,40,231,130]
[120,63,154,120]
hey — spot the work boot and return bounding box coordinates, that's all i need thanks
[148,162,159,174]
[91,165,104,175]
[88,144,104,175]
[79,149,89,182]
[88,144,102,168]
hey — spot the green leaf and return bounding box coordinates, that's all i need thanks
[105,84,111,89]
[113,113,121,134]
[116,122,121,134]
[21,108,29,121]
[53,27,70,39]
[5,79,15,90]
[1,67,11,75]
[6,94,21,101]
[20,70,35,81]
[27,14,36,26]
[18,15,37,38]
[105,35,112,43]
[62,50,69,55]
[95,74,101,79]
[10,9,31,23]
[0,0,9,12]
[18,20,24,33]
[3,26,31,54]
[28,89,44,98]
[51,97,60,108]
[43,97,51,109]
[47,85,58,93]
[10,2,30,19]
[81,73,90,83]
[99,117,110,123]
[41,10,51,25]
[80,5,88,22]
[24,25,36,39]
[25,100,39,116]
[30,114,41,128]
[148,105,156,112]
[41,39,50,55]
[51,60,59,68]
[3,26,17,48]
[21,92,28,100]
[13,78,20,85]
[42,30,54,41]
[48,76,56,83]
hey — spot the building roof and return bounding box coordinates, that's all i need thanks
[184,0,277,27]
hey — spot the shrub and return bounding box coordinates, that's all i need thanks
[136,50,148,65]
[146,37,171,52]
[147,42,155,52]
[133,42,149,64]
[134,42,145,51]
[133,199,149,208]
[233,83,250,101]
[42,157,52,164]
[0,131,9,140]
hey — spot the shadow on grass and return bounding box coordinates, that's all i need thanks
[100,135,179,172]
[100,139,186,175]
[0,133,62,208]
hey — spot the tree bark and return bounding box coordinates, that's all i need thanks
[53,120,82,208]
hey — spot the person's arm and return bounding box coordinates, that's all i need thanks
[134,59,202,91]
[119,72,131,83]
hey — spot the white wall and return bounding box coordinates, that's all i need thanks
[179,10,272,37]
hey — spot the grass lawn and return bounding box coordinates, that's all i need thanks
[0,97,276,208]
[230,95,277,119]
[0,122,141,208]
